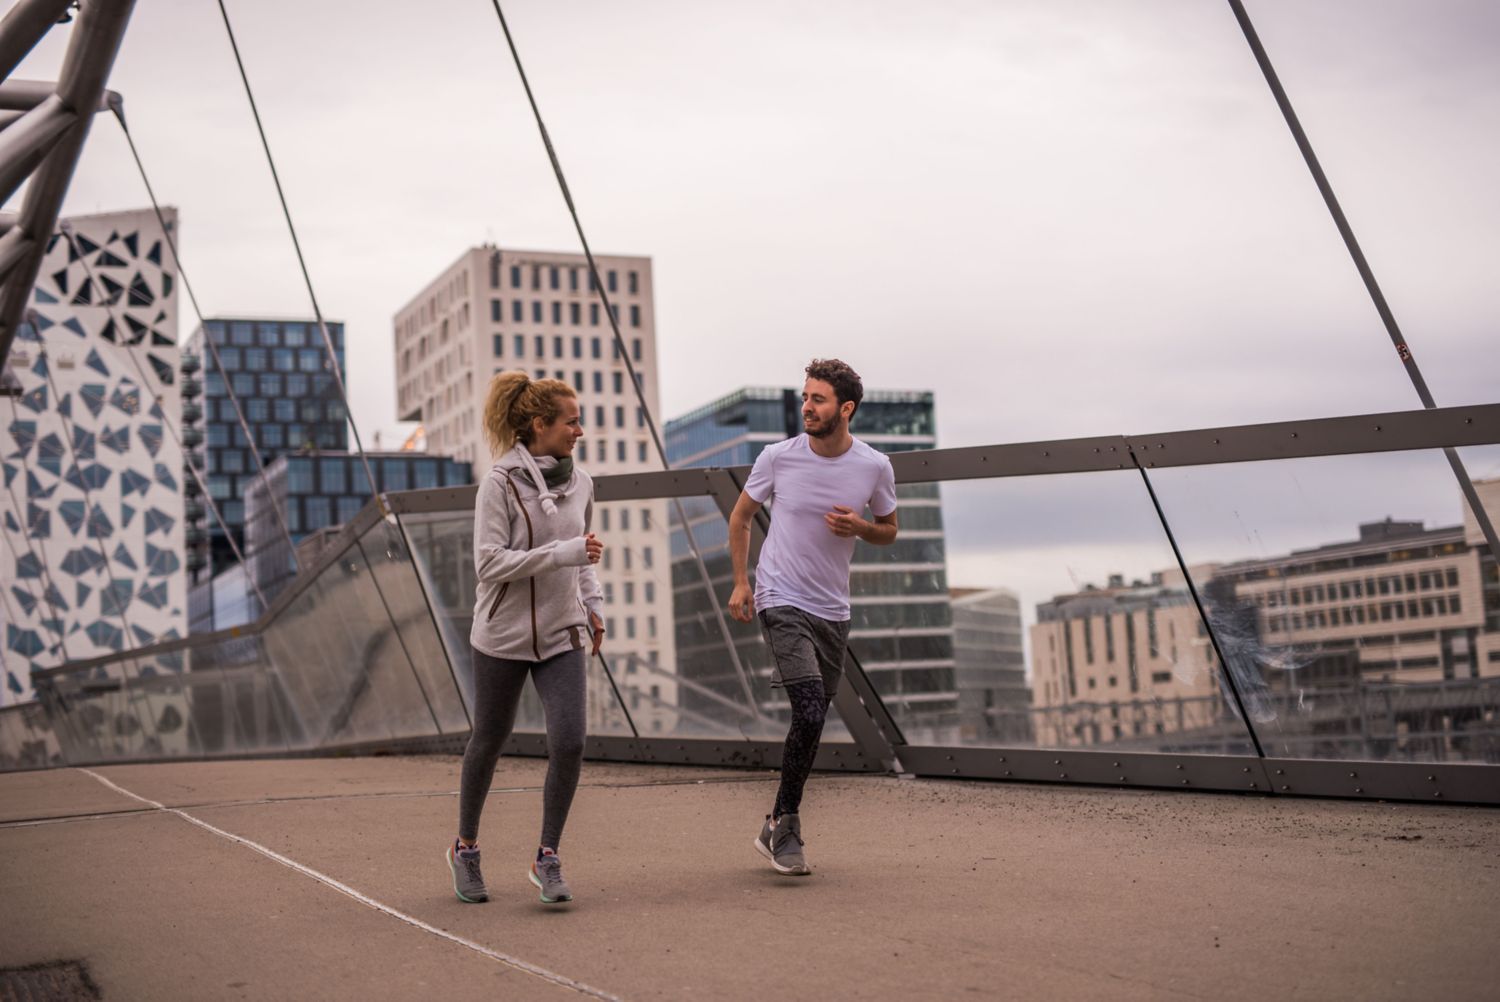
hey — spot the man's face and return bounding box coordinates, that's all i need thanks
[802,378,849,439]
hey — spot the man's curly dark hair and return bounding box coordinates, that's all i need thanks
[805,358,863,418]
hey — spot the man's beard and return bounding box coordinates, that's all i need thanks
[804,414,841,439]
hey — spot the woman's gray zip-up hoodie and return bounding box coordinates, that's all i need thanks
[469,449,605,662]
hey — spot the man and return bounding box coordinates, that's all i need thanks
[728,358,899,876]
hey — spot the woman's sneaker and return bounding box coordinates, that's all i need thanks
[447,841,488,903]
[530,850,573,903]
[753,814,811,875]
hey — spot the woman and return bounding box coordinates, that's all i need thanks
[446,372,605,905]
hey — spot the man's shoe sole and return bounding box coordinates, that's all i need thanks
[446,847,488,903]
[529,867,573,904]
[752,836,810,875]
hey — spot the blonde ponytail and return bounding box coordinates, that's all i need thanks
[483,370,575,456]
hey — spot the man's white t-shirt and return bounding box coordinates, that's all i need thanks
[744,434,898,622]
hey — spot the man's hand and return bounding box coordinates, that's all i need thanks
[584,532,604,564]
[728,583,755,623]
[589,611,606,655]
[825,505,867,539]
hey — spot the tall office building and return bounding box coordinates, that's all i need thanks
[392,247,674,731]
[1,209,184,703]
[663,387,956,737]
[183,317,348,583]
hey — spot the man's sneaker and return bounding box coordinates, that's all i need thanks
[447,841,488,903]
[753,814,811,875]
[530,851,573,903]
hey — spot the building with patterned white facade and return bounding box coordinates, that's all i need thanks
[392,246,676,732]
[1,208,184,705]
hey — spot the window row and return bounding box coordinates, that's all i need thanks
[208,345,342,375]
[1258,567,1463,607]
[489,260,640,297]
[203,372,333,399]
[490,333,645,363]
[602,580,659,604]
[207,396,345,425]
[488,299,643,330]
[1268,595,1463,630]
[576,439,653,465]
[206,321,343,350]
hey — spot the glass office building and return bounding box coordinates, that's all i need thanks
[182,318,348,582]
[663,387,958,737]
[243,451,471,603]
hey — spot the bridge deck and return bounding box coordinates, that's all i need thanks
[1,757,1496,1000]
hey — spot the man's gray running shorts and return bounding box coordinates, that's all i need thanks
[758,605,851,692]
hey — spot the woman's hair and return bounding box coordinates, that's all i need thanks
[482,371,576,456]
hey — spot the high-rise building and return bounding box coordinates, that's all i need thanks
[183,317,348,582]
[663,387,955,737]
[1,209,184,704]
[950,588,1032,743]
[392,246,673,732]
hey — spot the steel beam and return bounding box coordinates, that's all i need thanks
[0,0,75,81]
[0,93,76,203]
[0,0,136,365]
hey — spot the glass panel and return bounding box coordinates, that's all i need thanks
[128,647,202,759]
[855,473,1259,754]
[185,634,302,755]
[0,704,63,770]
[45,658,155,763]
[359,518,468,733]
[1150,449,1500,763]
[402,492,823,744]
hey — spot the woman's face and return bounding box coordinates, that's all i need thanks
[531,395,583,458]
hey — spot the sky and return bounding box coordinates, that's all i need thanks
[10,0,1499,600]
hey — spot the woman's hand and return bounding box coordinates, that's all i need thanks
[589,611,606,655]
[585,532,604,564]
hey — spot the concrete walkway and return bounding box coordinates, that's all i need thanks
[2,757,1497,1000]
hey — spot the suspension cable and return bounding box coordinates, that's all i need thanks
[109,108,300,575]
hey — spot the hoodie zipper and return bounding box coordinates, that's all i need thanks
[506,475,541,660]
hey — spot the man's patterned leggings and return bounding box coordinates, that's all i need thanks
[774,677,833,818]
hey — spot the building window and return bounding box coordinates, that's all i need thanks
[232,373,255,397]
[638,441,648,463]
[491,299,502,322]
[510,264,522,288]
[287,458,314,492]
[569,267,579,291]
[630,306,641,329]
[613,372,624,394]
[607,270,618,293]
[616,440,626,462]
[299,348,323,372]
[512,300,523,323]
[382,460,410,491]
[572,371,584,392]
[553,335,564,357]
[594,405,606,428]
[615,406,625,428]
[275,398,295,422]
[549,265,560,290]
[571,336,582,359]
[531,265,541,290]
[577,442,587,461]
[531,301,542,324]
[514,334,525,356]
[628,270,638,294]
[231,322,255,345]
[644,581,655,603]
[305,496,333,530]
[621,509,631,531]
[592,372,603,393]
[570,303,581,326]
[492,334,503,357]
[552,302,562,325]
[320,458,346,494]
[590,303,599,326]
[591,337,601,359]
[534,335,545,357]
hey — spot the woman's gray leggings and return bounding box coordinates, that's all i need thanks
[458,647,587,849]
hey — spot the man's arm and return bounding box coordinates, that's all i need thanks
[825,507,898,545]
[727,491,763,622]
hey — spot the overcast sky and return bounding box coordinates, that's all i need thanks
[11,0,1499,599]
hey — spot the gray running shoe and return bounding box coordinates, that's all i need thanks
[530,853,573,903]
[753,814,810,875]
[447,842,488,903]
